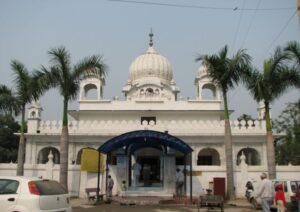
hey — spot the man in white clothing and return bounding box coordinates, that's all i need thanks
[132,160,142,187]
[175,168,184,197]
[255,173,275,212]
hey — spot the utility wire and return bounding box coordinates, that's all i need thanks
[263,9,297,58]
[232,0,246,52]
[240,0,262,48]
[107,0,294,11]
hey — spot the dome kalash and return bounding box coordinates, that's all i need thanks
[123,31,180,101]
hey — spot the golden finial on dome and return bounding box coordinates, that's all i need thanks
[149,28,154,47]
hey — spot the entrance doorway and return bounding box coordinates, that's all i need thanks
[131,147,163,188]
[138,156,161,186]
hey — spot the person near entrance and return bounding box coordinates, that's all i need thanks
[107,175,114,199]
[255,173,275,212]
[132,160,142,187]
[175,168,184,197]
[143,163,151,186]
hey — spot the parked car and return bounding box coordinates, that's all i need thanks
[0,176,72,212]
[248,179,300,210]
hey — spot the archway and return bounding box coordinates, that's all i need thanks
[197,148,220,165]
[76,147,96,165]
[84,84,98,100]
[37,147,60,164]
[201,83,217,100]
[236,148,261,165]
[98,130,194,203]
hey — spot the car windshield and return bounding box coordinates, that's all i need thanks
[291,181,300,193]
[0,179,19,195]
[34,180,67,195]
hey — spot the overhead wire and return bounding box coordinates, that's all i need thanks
[240,0,262,48]
[232,0,246,52]
[262,9,297,58]
[107,0,294,11]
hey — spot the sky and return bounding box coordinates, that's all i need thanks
[0,0,299,120]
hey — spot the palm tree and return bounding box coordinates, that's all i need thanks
[38,46,107,190]
[0,61,43,175]
[0,84,20,116]
[196,45,252,200]
[244,47,300,179]
[285,41,300,68]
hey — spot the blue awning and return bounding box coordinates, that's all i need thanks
[98,130,193,154]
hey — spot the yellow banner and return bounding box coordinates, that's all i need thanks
[80,149,106,173]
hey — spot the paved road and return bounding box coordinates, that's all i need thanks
[72,204,256,212]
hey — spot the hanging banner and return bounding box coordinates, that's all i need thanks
[80,148,106,173]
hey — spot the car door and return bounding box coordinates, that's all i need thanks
[0,179,20,212]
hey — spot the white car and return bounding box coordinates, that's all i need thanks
[0,176,72,212]
[249,179,300,210]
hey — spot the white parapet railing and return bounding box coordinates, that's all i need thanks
[37,119,266,135]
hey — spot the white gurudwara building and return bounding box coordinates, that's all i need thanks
[1,32,299,198]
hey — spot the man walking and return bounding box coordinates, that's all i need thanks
[132,159,141,187]
[175,168,184,197]
[107,175,114,199]
[255,173,274,212]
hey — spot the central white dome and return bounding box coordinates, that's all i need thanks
[129,45,173,83]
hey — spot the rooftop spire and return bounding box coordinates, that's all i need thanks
[149,28,154,47]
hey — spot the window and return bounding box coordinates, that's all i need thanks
[236,148,261,165]
[37,147,60,164]
[197,148,220,166]
[201,84,217,100]
[34,180,67,195]
[0,179,19,195]
[141,117,156,125]
[84,84,98,100]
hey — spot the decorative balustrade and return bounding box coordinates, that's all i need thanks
[38,119,266,135]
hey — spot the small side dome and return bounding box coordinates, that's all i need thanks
[196,64,208,79]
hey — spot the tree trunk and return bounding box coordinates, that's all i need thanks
[264,101,276,179]
[223,92,235,200]
[59,99,69,190]
[17,105,26,176]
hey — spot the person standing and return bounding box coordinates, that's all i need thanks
[175,168,184,197]
[107,175,114,199]
[274,184,286,212]
[296,186,300,212]
[132,160,142,187]
[255,173,275,212]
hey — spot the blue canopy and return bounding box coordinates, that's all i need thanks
[98,130,193,154]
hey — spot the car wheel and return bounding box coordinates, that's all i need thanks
[251,198,258,210]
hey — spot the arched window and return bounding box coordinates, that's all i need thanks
[37,147,60,164]
[146,88,154,95]
[201,84,216,100]
[76,148,96,165]
[31,111,36,118]
[84,84,98,100]
[197,148,220,165]
[236,148,261,165]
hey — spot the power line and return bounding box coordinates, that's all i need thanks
[263,9,297,57]
[240,0,262,48]
[232,0,246,52]
[107,0,295,11]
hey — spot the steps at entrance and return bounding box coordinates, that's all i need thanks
[121,187,173,197]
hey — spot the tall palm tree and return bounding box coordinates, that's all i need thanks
[285,41,300,68]
[0,84,20,116]
[1,61,43,175]
[244,47,300,179]
[196,45,251,200]
[38,46,107,190]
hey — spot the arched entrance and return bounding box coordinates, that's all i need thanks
[98,130,193,201]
